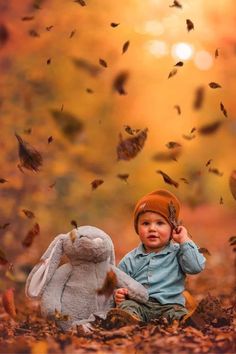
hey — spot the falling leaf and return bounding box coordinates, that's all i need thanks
[97,270,117,298]
[22,209,35,219]
[117,174,129,183]
[48,136,53,143]
[0,223,10,229]
[182,134,196,140]
[86,88,94,94]
[21,16,35,21]
[191,127,197,134]
[152,149,181,162]
[174,105,181,115]
[122,40,130,54]
[54,309,69,321]
[198,120,223,135]
[179,177,189,184]
[174,61,184,67]
[71,220,78,228]
[117,128,148,161]
[215,48,219,58]
[165,141,181,149]
[182,290,197,317]
[229,236,236,246]
[169,0,182,8]
[113,71,129,95]
[50,110,84,141]
[0,24,9,48]
[209,82,221,89]
[193,86,205,110]
[167,201,179,231]
[91,179,104,190]
[46,58,51,65]
[186,19,194,32]
[15,133,43,172]
[46,25,54,31]
[49,181,56,189]
[198,248,211,256]
[110,22,120,28]
[99,58,108,68]
[22,223,40,247]
[208,167,223,177]
[156,170,179,188]
[69,229,77,244]
[220,102,228,118]
[124,125,140,135]
[205,159,212,167]
[74,0,86,6]
[168,68,178,79]
[0,178,8,183]
[0,248,8,265]
[60,104,64,111]
[219,197,224,204]
[2,288,17,319]
[29,29,40,37]
[72,58,101,76]
[229,170,236,200]
[24,128,32,134]
[69,30,76,38]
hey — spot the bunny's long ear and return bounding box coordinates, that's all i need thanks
[25,234,65,299]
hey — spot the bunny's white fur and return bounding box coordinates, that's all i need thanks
[25,226,148,330]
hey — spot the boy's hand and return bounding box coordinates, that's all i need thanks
[172,226,191,244]
[114,288,128,306]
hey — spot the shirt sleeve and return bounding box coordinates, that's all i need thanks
[177,240,206,274]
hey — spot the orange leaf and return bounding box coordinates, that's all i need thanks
[2,288,17,319]
[97,270,117,298]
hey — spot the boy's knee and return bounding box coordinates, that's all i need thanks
[118,299,139,310]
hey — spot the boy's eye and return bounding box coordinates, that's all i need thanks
[157,221,164,225]
[142,221,149,226]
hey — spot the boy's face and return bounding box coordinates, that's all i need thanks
[137,211,172,253]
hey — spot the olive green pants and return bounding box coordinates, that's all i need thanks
[118,299,188,323]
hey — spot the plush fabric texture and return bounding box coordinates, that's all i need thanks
[25,226,148,331]
[133,189,180,233]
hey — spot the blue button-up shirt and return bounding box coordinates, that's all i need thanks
[118,240,206,306]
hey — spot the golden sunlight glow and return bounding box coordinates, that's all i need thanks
[193,50,213,70]
[171,42,194,60]
[145,40,168,57]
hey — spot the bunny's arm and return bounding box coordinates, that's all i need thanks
[111,266,148,303]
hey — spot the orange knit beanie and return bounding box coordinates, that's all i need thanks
[133,189,180,233]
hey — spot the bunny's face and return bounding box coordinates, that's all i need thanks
[63,226,114,263]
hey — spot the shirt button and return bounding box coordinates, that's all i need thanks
[148,273,152,277]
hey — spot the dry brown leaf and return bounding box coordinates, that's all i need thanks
[48,136,53,143]
[209,82,221,89]
[208,167,223,176]
[69,30,76,38]
[0,24,9,48]
[186,19,194,31]
[123,125,140,135]
[46,58,51,65]
[215,48,219,58]
[174,105,181,115]
[21,16,34,21]
[168,68,178,79]
[2,288,17,319]
[220,102,228,117]
[198,247,211,256]
[198,120,222,135]
[205,159,212,167]
[183,290,197,317]
[99,58,108,68]
[193,86,205,110]
[0,178,8,183]
[91,179,104,190]
[165,141,181,149]
[174,61,184,67]
[152,149,181,162]
[0,248,8,265]
[54,309,70,321]
[74,0,86,6]
[156,170,179,188]
[15,134,43,172]
[97,270,117,298]
[71,220,78,228]
[110,23,120,28]
[122,40,130,54]
[117,174,129,183]
[117,128,148,161]
[46,25,54,31]
[229,236,236,246]
[229,170,236,200]
[22,223,40,247]
[72,58,101,76]
[22,209,35,219]
[69,230,77,244]
[179,177,189,184]
[113,71,129,95]
[169,0,182,8]
[219,197,224,204]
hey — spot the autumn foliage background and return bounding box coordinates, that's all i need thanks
[0,0,236,352]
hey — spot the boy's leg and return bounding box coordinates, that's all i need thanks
[118,299,148,321]
[146,301,188,322]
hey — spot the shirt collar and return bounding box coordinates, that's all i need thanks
[135,241,176,257]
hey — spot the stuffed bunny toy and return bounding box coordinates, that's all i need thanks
[25,226,148,331]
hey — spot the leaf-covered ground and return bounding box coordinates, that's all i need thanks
[0,290,235,354]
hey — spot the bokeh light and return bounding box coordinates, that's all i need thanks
[194,50,214,70]
[171,42,194,60]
